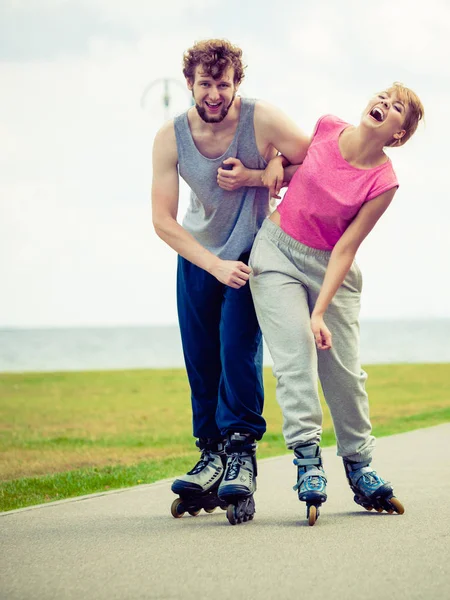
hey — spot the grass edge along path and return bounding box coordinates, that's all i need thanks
[2,409,449,513]
[1,363,449,512]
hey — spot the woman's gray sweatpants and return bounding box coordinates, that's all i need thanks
[249,219,375,462]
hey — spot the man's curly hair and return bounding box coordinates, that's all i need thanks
[183,39,246,85]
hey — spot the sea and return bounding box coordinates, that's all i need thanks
[0,320,450,373]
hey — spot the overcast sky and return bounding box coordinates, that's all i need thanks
[0,0,448,327]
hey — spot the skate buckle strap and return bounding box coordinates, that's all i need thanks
[346,458,372,471]
[226,442,257,456]
[351,466,384,487]
[293,470,327,491]
[293,457,321,467]
[354,466,376,480]
[196,438,226,453]
[236,444,257,455]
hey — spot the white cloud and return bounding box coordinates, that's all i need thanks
[0,0,449,326]
[81,0,210,26]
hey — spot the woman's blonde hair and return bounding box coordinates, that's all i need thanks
[385,82,425,147]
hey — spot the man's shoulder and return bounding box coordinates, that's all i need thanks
[153,119,178,162]
[252,99,284,126]
[252,98,273,114]
[154,119,177,145]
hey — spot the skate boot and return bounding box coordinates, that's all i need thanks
[218,432,257,525]
[293,443,327,526]
[170,438,228,518]
[343,457,405,515]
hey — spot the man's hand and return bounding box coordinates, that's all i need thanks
[217,158,249,191]
[210,259,251,288]
[310,314,332,350]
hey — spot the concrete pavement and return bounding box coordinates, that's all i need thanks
[1,424,450,600]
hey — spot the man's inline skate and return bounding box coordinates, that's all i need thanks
[343,457,405,515]
[293,443,327,526]
[170,438,228,518]
[217,432,257,525]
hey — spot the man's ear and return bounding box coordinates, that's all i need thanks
[186,78,194,91]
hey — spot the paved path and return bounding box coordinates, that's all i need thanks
[1,424,450,600]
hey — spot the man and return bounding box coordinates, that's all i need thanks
[152,39,309,524]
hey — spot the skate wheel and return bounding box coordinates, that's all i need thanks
[204,507,216,514]
[171,498,185,518]
[363,506,374,511]
[188,509,201,517]
[308,505,318,526]
[226,504,237,526]
[389,497,405,515]
[375,507,383,513]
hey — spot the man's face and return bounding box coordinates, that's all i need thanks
[188,66,238,123]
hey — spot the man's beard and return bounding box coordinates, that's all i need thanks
[194,94,236,123]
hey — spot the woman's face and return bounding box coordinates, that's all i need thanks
[362,90,407,142]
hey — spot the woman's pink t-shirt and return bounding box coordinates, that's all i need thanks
[277,114,399,250]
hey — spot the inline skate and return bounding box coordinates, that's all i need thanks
[218,432,257,525]
[293,443,327,526]
[343,457,405,515]
[171,438,228,518]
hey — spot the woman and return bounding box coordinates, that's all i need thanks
[250,83,424,525]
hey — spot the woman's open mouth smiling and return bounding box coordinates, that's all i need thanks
[369,107,385,122]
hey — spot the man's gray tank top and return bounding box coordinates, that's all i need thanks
[174,98,270,260]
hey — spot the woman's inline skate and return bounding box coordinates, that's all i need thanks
[293,443,327,526]
[343,457,405,515]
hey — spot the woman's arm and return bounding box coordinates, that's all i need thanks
[261,155,302,198]
[218,100,311,195]
[311,188,397,350]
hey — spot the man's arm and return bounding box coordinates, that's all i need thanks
[151,122,252,289]
[255,101,311,165]
[216,101,310,193]
[216,156,272,191]
[253,101,311,196]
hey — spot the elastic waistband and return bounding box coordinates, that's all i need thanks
[260,218,332,258]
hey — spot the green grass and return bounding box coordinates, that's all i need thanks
[1,364,449,512]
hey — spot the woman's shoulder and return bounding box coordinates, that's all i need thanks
[312,114,350,138]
